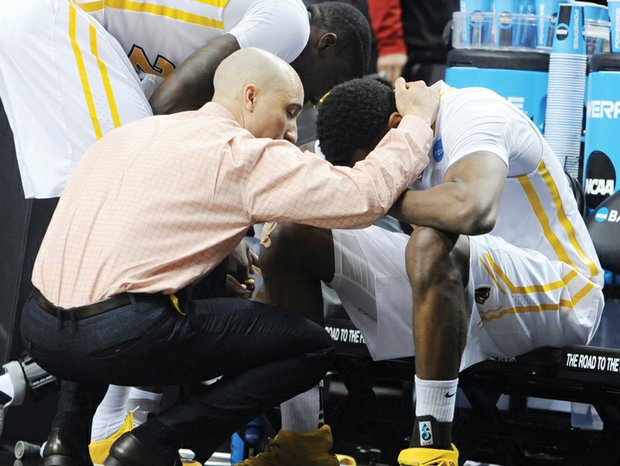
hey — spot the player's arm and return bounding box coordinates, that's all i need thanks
[390,151,508,235]
[149,34,240,115]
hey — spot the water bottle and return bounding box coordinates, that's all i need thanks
[230,418,265,465]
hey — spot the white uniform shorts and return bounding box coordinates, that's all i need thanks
[328,226,604,370]
[0,0,153,198]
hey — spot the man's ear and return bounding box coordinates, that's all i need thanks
[318,32,337,51]
[243,84,258,112]
[387,112,402,129]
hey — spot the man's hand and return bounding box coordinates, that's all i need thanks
[377,53,408,84]
[226,240,259,299]
[394,78,439,126]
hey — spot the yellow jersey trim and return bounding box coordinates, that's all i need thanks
[90,24,122,128]
[69,3,103,140]
[518,172,571,265]
[192,0,230,8]
[77,0,224,29]
[538,161,600,279]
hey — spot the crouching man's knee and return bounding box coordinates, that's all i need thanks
[405,226,469,293]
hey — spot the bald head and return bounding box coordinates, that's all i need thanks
[213,48,303,106]
[212,48,304,143]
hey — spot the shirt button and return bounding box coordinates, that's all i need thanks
[425,143,431,149]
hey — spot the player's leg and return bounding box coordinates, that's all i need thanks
[261,222,335,323]
[258,223,336,463]
[399,226,469,465]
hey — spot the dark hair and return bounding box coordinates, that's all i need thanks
[311,2,372,77]
[317,77,396,165]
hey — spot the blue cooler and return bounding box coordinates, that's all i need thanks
[445,49,549,132]
[583,52,620,211]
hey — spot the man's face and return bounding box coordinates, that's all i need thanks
[301,59,352,106]
[246,84,304,144]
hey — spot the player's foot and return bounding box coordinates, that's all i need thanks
[237,425,339,466]
[89,413,134,465]
[397,444,458,466]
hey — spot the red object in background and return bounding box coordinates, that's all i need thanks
[367,0,407,56]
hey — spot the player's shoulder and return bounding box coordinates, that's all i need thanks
[446,86,503,104]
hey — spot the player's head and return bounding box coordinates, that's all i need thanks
[317,77,401,166]
[213,48,304,144]
[292,2,372,105]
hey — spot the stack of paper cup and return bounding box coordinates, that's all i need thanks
[543,3,587,176]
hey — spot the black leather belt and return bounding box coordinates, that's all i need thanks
[33,289,132,320]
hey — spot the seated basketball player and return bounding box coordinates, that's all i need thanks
[260,78,604,465]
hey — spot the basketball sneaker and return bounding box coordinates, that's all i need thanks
[237,424,339,466]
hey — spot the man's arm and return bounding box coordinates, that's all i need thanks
[246,80,437,229]
[390,152,508,235]
[149,34,240,115]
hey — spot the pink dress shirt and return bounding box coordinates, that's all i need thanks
[33,102,432,307]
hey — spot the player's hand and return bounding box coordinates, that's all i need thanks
[394,78,439,126]
[228,239,259,285]
[226,274,253,299]
[377,53,408,84]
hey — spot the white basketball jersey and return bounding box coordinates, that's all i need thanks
[77,0,310,78]
[413,84,603,289]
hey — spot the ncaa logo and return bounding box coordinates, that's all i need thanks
[244,426,261,443]
[595,208,609,222]
[433,139,444,162]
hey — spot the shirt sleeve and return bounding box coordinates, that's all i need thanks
[367,0,408,56]
[439,91,511,170]
[243,115,433,229]
[227,0,310,64]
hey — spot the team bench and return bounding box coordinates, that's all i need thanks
[323,315,620,466]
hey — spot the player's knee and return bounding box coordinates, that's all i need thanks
[406,227,468,289]
[260,223,323,275]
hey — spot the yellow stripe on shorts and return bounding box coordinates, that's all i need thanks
[480,303,561,323]
[478,257,507,295]
[482,253,577,294]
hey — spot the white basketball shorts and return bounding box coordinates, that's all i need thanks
[328,225,604,370]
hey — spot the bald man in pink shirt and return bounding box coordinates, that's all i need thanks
[22,48,437,466]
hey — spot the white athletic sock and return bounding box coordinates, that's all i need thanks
[280,384,324,433]
[127,387,163,427]
[91,385,131,441]
[414,375,459,423]
[0,372,15,404]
